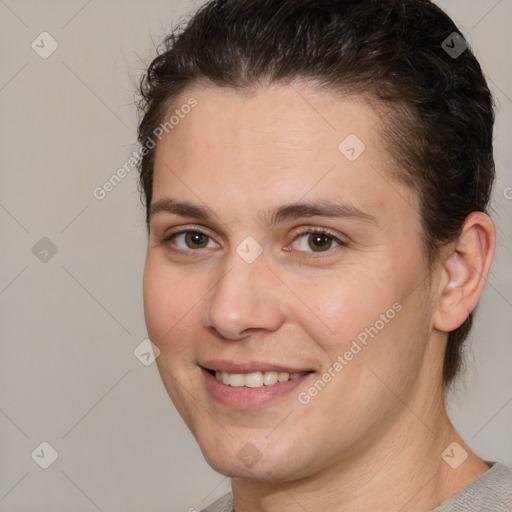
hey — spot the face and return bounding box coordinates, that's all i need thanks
[143,84,442,482]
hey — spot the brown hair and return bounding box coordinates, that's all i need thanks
[137,0,495,386]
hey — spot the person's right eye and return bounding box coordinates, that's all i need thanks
[163,230,219,251]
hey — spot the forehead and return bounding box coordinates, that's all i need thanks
[151,84,419,229]
[156,84,379,159]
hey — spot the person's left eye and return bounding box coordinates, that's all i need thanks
[291,229,344,253]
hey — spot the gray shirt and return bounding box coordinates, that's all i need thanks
[200,463,512,511]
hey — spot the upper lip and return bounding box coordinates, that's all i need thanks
[200,360,314,374]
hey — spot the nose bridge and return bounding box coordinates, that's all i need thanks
[202,251,285,339]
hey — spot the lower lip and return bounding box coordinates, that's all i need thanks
[201,368,313,408]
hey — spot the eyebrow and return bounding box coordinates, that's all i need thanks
[149,198,377,226]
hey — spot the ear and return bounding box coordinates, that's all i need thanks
[434,212,496,333]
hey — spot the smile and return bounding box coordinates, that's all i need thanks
[213,370,307,388]
[200,363,315,408]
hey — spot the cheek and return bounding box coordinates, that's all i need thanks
[142,256,200,352]
[316,276,433,408]
[294,265,418,414]
[303,269,397,350]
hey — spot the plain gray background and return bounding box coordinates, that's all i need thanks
[0,1,511,511]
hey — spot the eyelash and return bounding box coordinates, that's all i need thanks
[161,227,347,257]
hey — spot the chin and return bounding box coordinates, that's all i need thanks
[204,454,295,481]
[197,435,318,483]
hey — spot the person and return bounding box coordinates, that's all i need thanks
[136,0,512,510]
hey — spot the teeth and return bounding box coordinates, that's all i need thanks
[244,371,264,388]
[213,370,306,388]
[228,373,245,387]
[263,371,278,386]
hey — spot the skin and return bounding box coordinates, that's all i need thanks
[143,83,495,511]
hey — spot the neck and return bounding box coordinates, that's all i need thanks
[231,385,489,512]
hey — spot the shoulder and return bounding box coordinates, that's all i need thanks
[197,465,512,512]
[198,465,512,512]
[431,462,512,512]
[199,492,234,512]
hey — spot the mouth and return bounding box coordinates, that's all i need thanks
[205,368,309,388]
[200,362,315,408]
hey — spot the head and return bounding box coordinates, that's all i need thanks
[138,0,495,481]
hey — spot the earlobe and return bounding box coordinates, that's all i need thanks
[434,212,496,333]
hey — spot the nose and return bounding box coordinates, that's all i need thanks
[202,255,286,340]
